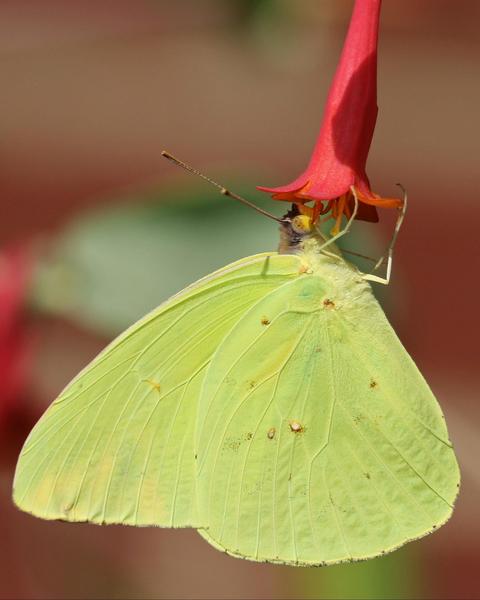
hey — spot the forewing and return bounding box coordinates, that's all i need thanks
[13,253,301,527]
[196,274,460,565]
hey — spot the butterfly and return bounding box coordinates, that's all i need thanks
[13,154,459,566]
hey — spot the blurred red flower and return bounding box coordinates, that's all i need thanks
[0,247,32,427]
[258,0,403,232]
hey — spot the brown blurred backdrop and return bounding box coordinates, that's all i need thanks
[1,1,479,599]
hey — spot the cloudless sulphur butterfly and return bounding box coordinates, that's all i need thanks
[13,163,459,566]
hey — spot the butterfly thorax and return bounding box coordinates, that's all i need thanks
[278,204,368,300]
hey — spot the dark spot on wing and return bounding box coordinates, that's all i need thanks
[364,472,371,479]
[289,420,304,433]
[370,379,378,389]
[323,298,335,308]
[261,317,270,326]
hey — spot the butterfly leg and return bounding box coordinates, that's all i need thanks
[363,185,408,285]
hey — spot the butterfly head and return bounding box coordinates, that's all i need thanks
[291,214,313,235]
[279,204,319,254]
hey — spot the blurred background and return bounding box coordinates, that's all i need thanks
[1,1,479,598]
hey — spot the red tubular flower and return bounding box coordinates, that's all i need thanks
[0,247,32,427]
[258,0,403,232]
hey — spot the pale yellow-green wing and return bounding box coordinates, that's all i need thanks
[195,268,460,565]
[13,253,302,527]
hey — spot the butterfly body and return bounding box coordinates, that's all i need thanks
[13,217,459,565]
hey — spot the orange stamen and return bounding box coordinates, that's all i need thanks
[296,203,314,219]
[320,200,334,216]
[344,194,352,219]
[331,194,347,235]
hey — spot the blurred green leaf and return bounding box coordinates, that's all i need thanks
[32,182,280,335]
[231,0,277,27]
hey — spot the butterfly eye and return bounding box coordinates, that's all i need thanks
[291,215,313,235]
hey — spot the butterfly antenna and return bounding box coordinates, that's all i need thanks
[161,151,284,223]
